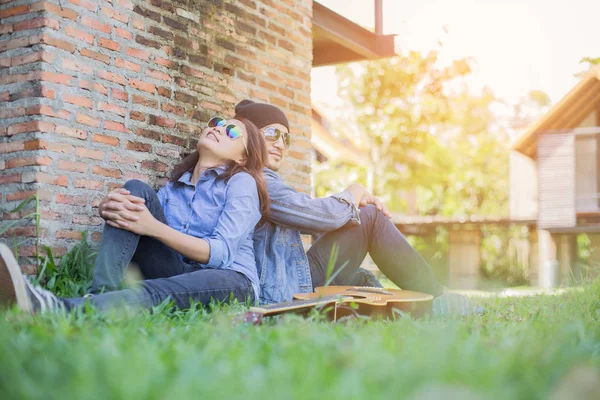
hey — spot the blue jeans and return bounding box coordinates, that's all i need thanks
[61,180,254,312]
[307,205,444,297]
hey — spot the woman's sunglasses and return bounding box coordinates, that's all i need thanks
[262,127,292,148]
[207,117,248,156]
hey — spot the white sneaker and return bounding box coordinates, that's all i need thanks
[0,243,62,313]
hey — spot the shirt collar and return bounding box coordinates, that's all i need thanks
[177,166,228,186]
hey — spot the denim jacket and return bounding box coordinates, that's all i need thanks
[253,168,360,304]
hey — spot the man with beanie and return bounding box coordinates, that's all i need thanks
[235,100,471,316]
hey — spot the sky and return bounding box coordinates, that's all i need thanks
[312,0,599,113]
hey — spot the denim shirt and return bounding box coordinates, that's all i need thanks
[253,168,360,304]
[157,168,261,300]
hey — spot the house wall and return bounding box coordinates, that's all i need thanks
[509,150,537,220]
[0,0,313,269]
[575,110,598,212]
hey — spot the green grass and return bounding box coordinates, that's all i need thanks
[1,279,599,399]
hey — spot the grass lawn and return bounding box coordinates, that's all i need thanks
[1,279,599,400]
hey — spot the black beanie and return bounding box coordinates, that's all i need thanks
[234,99,289,130]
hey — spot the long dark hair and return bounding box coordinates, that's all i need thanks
[170,116,270,220]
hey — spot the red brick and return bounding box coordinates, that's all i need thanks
[130,111,145,121]
[32,1,77,20]
[126,141,151,152]
[13,17,59,31]
[62,58,93,74]
[132,95,157,108]
[98,70,126,85]
[81,48,110,64]
[26,172,67,187]
[7,121,54,136]
[75,113,100,127]
[56,194,87,205]
[26,105,70,120]
[0,23,12,35]
[104,121,127,133]
[46,143,74,153]
[115,27,133,40]
[126,47,150,61]
[132,18,145,30]
[0,141,25,154]
[56,229,84,240]
[200,101,222,112]
[112,89,128,101]
[115,58,141,72]
[0,106,26,119]
[66,26,95,44]
[64,94,93,109]
[72,214,103,225]
[158,86,171,98]
[80,80,109,95]
[41,34,76,53]
[1,226,37,238]
[0,5,29,19]
[38,71,74,86]
[149,115,175,128]
[182,65,204,79]
[6,156,51,169]
[58,160,87,172]
[81,16,111,33]
[91,232,102,242]
[99,37,120,51]
[147,68,171,81]
[117,0,135,10]
[136,128,161,141]
[92,134,119,146]
[92,166,122,178]
[98,102,126,116]
[156,147,181,158]
[55,125,87,140]
[0,173,21,184]
[6,190,36,202]
[142,160,168,172]
[155,57,176,69]
[161,103,184,115]
[67,0,98,12]
[162,134,185,146]
[109,153,137,165]
[75,148,104,160]
[74,179,104,191]
[129,79,155,94]
[102,6,129,23]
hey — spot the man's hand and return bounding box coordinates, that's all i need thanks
[98,188,146,224]
[359,193,393,219]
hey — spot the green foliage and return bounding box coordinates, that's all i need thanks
[35,233,97,297]
[0,279,599,399]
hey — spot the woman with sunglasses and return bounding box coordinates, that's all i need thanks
[234,100,472,316]
[0,115,270,313]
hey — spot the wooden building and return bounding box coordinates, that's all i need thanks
[510,66,600,287]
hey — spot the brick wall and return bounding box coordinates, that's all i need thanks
[0,0,313,269]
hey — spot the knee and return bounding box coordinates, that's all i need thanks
[359,204,392,229]
[123,179,155,197]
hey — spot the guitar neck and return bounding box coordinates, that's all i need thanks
[249,294,347,316]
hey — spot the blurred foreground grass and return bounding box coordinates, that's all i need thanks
[1,279,599,400]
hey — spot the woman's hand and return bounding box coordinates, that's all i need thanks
[99,188,146,224]
[106,205,162,237]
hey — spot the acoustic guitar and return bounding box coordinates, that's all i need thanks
[245,286,433,324]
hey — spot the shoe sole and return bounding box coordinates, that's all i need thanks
[0,243,33,312]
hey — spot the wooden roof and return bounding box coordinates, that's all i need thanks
[512,66,600,158]
[312,2,396,67]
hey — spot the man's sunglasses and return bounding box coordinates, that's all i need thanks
[208,117,248,155]
[262,127,292,148]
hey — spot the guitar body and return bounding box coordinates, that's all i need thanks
[294,286,433,320]
[245,286,433,324]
